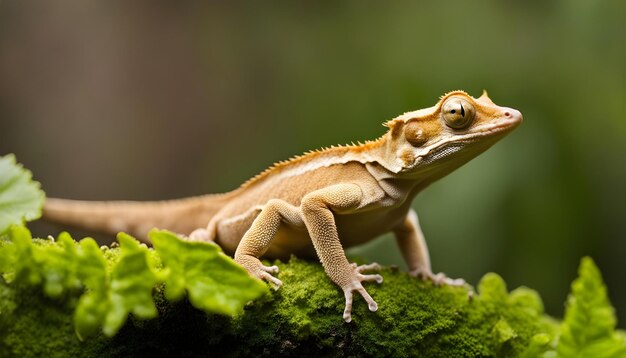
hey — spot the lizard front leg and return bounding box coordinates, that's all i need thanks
[393,209,464,286]
[300,183,383,323]
[234,199,303,288]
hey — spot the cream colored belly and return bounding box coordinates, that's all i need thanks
[216,204,410,259]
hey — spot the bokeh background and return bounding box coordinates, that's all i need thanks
[1,1,625,326]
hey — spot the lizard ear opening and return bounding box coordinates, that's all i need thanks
[404,121,428,147]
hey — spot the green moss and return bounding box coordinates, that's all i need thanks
[0,281,84,357]
[0,249,558,357]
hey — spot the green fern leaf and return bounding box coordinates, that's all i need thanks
[557,257,626,357]
[75,233,160,338]
[74,237,110,339]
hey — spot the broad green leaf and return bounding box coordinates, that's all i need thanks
[557,257,626,357]
[150,229,267,316]
[0,154,45,234]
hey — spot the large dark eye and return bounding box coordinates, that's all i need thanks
[442,98,475,129]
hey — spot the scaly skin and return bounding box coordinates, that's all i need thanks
[43,91,522,322]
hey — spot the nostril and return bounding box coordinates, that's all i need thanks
[504,111,511,118]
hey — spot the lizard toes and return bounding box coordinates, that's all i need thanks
[412,268,467,288]
[261,265,279,274]
[444,277,466,287]
[341,276,380,323]
[433,273,465,287]
[188,228,211,242]
[260,271,283,290]
[354,284,378,312]
[432,272,446,286]
[358,273,383,284]
[343,290,354,323]
[355,262,382,273]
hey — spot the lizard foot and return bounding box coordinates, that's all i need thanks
[236,255,283,289]
[410,267,465,287]
[258,264,282,290]
[342,262,384,323]
[188,228,210,241]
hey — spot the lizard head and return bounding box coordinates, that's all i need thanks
[382,90,522,177]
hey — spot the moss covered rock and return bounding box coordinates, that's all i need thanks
[0,249,557,357]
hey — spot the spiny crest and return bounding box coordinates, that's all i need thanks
[383,106,435,133]
[240,138,385,189]
[440,89,469,100]
[384,118,404,138]
[383,110,419,132]
[443,89,494,105]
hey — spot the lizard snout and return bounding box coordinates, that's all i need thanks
[502,107,523,124]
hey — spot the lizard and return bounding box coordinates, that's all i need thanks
[42,90,522,322]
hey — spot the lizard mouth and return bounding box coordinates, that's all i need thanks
[415,116,521,167]
[456,116,522,142]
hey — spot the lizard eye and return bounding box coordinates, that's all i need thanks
[442,98,475,129]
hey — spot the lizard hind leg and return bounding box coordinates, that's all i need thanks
[234,199,304,289]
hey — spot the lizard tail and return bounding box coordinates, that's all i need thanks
[42,194,232,242]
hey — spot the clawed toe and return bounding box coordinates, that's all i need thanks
[358,273,383,284]
[355,262,382,273]
[235,255,282,289]
[353,263,384,283]
[259,264,282,289]
[343,282,378,323]
[433,274,465,287]
[342,263,384,323]
[445,277,466,286]
[260,271,283,289]
[411,268,466,287]
[188,228,211,242]
[261,264,279,274]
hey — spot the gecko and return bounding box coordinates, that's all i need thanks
[43,90,522,322]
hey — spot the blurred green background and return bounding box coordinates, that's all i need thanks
[1,1,625,326]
